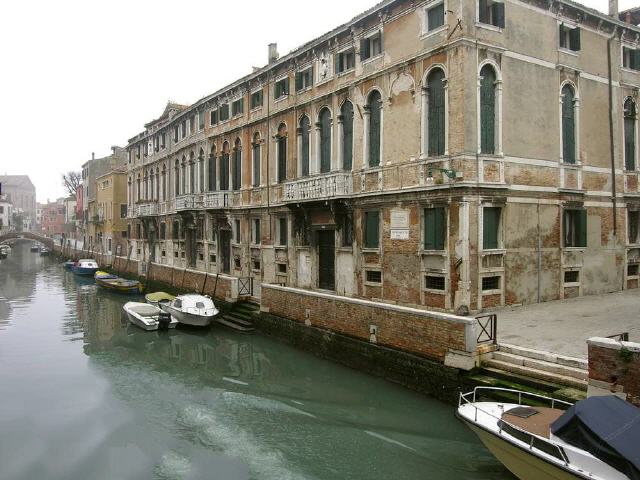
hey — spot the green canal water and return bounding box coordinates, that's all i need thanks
[0,242,514,480]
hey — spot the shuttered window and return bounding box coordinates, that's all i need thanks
[625,98,636,171]
[624,47,640,71]
[424,207,446,250]
[232,144,241,191]
[278,136,287,183]
[427,3,445,31]
[563,209,587,248]
[278,218,288,246]
[336,49,355,73]
[368,91,382,167]
[220,152,230,190]
[295,68,313,91]
[479,0,505,28]
[427,68,446,156]
[208,154,216,191]
[559,25,581,52]
[320,108,332,173]
[483,207,501,250]
[251,90,263,109]
[364,210,380,249]
[210,110,218,126]
[341,101,354,171]
[480,65,496,154]
[300,116,310,177]
[275,78,289,99]
[562,85,576,164]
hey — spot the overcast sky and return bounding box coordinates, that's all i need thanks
[0,0,634,203]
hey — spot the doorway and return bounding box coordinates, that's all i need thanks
[220,229,231,274]
[317,230,335,291]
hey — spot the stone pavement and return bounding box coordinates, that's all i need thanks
[491,290,640,359]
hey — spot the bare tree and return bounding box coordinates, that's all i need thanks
[62,171,82,197]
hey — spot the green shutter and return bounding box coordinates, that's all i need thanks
[301,117,310,176]
[342,102,353,171]
[492,1,505,28]
[295,72,302,91]
[365,211,379,248]
[253,144,260,187]
[569,27,581,51]
[479,0,489,23]
[320,109,331,173]
[562,85,576,164]
[577,210,587,247]
[424,207,445,250]
[480,66,496,154]
[483,207,500,249]
[368,91,381,167]
[625,99,636,171]
[427,69,446,156]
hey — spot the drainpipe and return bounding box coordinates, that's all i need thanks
[607,27,618,238]
[537,199,541,303]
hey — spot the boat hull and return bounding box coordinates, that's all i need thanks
[460,419,585,480]
[125,311,158,331]
[72,266,99,276]
[96,278,143,294]
[159,304,216,327]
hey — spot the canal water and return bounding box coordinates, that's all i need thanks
[0,242,513,480]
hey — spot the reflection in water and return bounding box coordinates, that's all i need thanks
[0,242,514,480]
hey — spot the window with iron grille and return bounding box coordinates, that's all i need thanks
[628,264,639,276]
[482,276,500,291]
[365,270,382,284]
[564,270,579,283]
[425,275,445,291]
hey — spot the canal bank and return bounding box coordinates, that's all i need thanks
[2,241,516,479]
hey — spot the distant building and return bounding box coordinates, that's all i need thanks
[0,175,36,231]
[35,202,43,231]
[63,196,77,238]
[41,201,65,237]
[0,194,12,233]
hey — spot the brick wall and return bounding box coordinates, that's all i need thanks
[261,284,477,364]
[147,263,237,302]
[587,337,640,406]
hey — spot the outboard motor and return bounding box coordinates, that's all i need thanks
[157,312,171,331]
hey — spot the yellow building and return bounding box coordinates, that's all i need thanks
[95,169,128,256]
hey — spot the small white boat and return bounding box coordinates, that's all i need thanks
[457,387,639,480]
[123,302,178,331]
[159,294,219,327]
[145,291,176,307]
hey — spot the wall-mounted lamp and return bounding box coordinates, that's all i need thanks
[426,167,459,184]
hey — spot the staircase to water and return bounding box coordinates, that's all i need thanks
[215,301,259,333]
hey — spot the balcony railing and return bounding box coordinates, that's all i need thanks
[175,194,202,211]
[284,172,353,202]
[138,202,158,216]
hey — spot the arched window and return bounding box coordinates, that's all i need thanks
[480,65,496,154]
[161,165,167,201]
[252,133,261,187]
[155,167,160,200]
[189,152,195,193]
[174,159,180,196]
[232,138,242,191]
[208,145,216,191]
[340,101,354,171]
[136,173,141,202]
[427,68,446,156]
[149,170,155,200]
[319,108,332,173]
[144,171,148,199]
[625,98,636,171]
[367,90,382,167]
[181,156,187,194]
[220,142,230,190]
[277,123,288,183]
[199,148,205,193]
[561,84,576,164]
[299,116,310,177]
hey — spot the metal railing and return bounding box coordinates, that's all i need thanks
[238,277,253,296]
[284,172,353,201]
[459,387,573,466]
[475,313,497,344]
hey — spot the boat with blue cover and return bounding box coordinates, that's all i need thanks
[71,259,99,276]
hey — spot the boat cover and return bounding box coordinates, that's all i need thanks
[146,292,175,303]
[128,304,159,316]
[550,395,640,480]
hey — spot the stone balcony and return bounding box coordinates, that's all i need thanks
[284,172,353,202]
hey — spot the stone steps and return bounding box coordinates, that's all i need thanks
[214,301,257,333]
[483,359,587,391]
[498,343,588,370]
[491,351,587,381]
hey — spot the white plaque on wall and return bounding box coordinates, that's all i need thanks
[390,229,409,240]
[390,209,409,229]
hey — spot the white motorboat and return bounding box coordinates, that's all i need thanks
[159,294,219,327]
[123,302,178,331]
[457,387,639,480]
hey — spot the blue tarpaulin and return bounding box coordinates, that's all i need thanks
[551,395,640,480]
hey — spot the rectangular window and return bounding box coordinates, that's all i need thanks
[482,276,500,291]
[628,264,639,276]
[275,77,289,99]
[478,0,505,28]
[120,204,127,219]
[336,48,355,73]
[253,218,261,245]
[563,209,587,248]
[234,219,241,243]
[161,132,166,149]
[483,207,501,250]
[364,210,380,249]
[278,217,288,246]
[360,32,383,61]
[232,98,243,116]
[210,109,218,126]
[253,259,261,271]
[234,257,240,269]
[365,270,382,284]
[629,210,640,244]
[198,111,205,130]
[295,67,313,91]
[427,3,445,31]
[623,47,640,71]
[559,24,580,52]
[250,89,263,109]
[174,126,179,142]
[219,104,229,122]
[564,270,579,283]
[277,263,287,274]
[424,207,446,250]
[210,254,217,264]
[181,120,187,138]
[425,275,445,291]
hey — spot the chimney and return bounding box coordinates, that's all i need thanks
[268,43,279,64]
[609,0,618,17]
[111,146,116,155]
[91,152,95,160]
